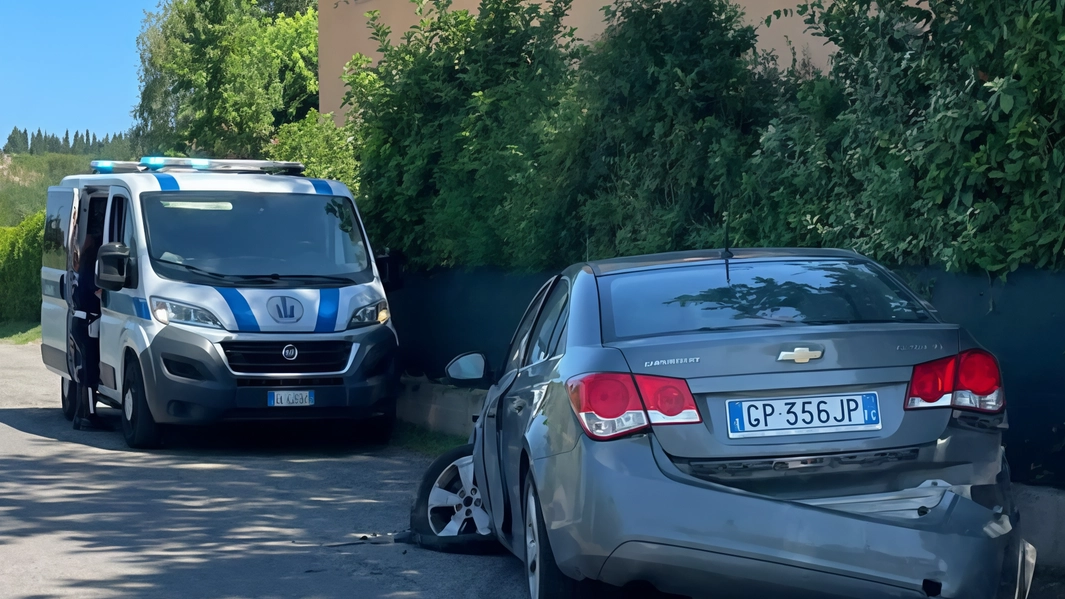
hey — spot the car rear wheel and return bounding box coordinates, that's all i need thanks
[60,378,76,421]
[524,472,578,599]
[410,444,498,554]
[121,359,161,449]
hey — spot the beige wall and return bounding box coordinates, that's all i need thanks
[319,0,832,119]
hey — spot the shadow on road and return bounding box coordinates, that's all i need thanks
[0,404,536,599]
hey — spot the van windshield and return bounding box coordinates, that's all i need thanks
[141,191,372,287]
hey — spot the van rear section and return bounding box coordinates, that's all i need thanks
[595,257,1007,500]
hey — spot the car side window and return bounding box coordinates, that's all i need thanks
[503,283,552,374]
[524,281,569,367]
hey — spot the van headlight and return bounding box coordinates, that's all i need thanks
[348,300,389,329]
[151,297,222,329]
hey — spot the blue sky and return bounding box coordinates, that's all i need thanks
[0,1,160,140]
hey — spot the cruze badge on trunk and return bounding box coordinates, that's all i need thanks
[778,347,823,363]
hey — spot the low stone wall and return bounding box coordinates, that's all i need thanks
[396,377,485,439]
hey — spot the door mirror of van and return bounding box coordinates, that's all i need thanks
[446,352,488,384]
[96,243,131,292]
[375,247,404,292]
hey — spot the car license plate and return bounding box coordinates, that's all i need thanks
[726,393,880,439]
[268,390,315,407]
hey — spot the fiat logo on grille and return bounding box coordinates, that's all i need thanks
[282,344,299,361]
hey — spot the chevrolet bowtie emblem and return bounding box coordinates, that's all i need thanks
[778,348,823,364]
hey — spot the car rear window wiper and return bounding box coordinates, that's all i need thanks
[697,322,803,331]
[799,317,933,325]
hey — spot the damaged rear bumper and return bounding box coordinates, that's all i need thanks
[531,434,1036,599]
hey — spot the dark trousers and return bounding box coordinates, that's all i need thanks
[71,320,99,419]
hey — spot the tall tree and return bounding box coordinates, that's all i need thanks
[62,129,71,153]
[3,127,29,154]
[132,0,318,157]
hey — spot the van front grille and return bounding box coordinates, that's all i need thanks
[221,341,352,374]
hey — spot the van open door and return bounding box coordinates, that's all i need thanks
[40,187,79,413]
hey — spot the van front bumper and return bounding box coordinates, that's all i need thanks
[137,323,399,424]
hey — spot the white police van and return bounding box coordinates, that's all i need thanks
[40,157,401,448]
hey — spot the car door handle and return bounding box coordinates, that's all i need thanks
[511,399,527,413]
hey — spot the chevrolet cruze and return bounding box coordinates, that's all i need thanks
[411,249,1036,599]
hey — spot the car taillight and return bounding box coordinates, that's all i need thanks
[567,373,701,440]
[634,375,701,424]
[905,349,1003,413]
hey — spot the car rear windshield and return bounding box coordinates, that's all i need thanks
[599,260,932,341]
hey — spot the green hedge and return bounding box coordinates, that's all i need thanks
[340,0,1065,275]
[0,211,43,322]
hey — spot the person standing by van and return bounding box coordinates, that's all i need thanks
[71,234,110,431]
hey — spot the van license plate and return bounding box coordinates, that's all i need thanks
[268,391,315,407]
[726,393,880,439]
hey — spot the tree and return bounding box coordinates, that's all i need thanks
[3,127,29,154]
[62,130,71,153]
[258,0,315,17]
[132,0,319,158]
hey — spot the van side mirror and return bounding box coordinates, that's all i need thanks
[96,243,131,292]
[446,352,488,385]
[375,247,404,292]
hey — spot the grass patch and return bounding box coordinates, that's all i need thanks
[393,422,467,457]
[0,321,41,344]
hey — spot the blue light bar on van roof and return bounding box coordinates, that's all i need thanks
[90,160,144,174]
[138,157,305,174]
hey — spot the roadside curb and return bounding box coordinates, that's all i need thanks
[1016,484,1065,569]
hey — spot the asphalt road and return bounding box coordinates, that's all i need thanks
[1,342,1063,599]
[0,343,527,599]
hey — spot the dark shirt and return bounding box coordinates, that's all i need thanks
[73,246,101,316]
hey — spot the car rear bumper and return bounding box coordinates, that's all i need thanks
[138,324,399,424]
[531,434,1030,599]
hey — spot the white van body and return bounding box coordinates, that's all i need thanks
[41,159,400,448]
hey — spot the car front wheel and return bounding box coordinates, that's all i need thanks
[410,443,498,553]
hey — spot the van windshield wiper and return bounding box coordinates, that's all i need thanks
[155,259,240,281]
[237,273,355,285]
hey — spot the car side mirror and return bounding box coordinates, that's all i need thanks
[446,352,488,385]
[375,247,404,292]
[96,243,131,292]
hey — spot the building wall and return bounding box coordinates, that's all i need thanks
[318,0,833,119]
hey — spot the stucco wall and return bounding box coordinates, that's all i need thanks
[318,0,832,120]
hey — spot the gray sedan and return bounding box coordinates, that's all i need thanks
[410,249,1037,599]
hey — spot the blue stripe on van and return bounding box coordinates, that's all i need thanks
[133,297,151,320]
[153,173,180,191]
[104,293,151,321]
[215,288,260,332]
[309,179,333,195]
[315,288,340,333]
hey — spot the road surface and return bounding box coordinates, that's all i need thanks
[0,342,1061,599]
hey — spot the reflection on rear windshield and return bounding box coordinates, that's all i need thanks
[601,260,930,340]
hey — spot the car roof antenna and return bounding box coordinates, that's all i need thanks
[722,205,734,285]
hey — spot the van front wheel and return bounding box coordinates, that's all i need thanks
[121,359,161,449]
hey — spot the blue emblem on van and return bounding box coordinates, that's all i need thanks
[267,296,304,323]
